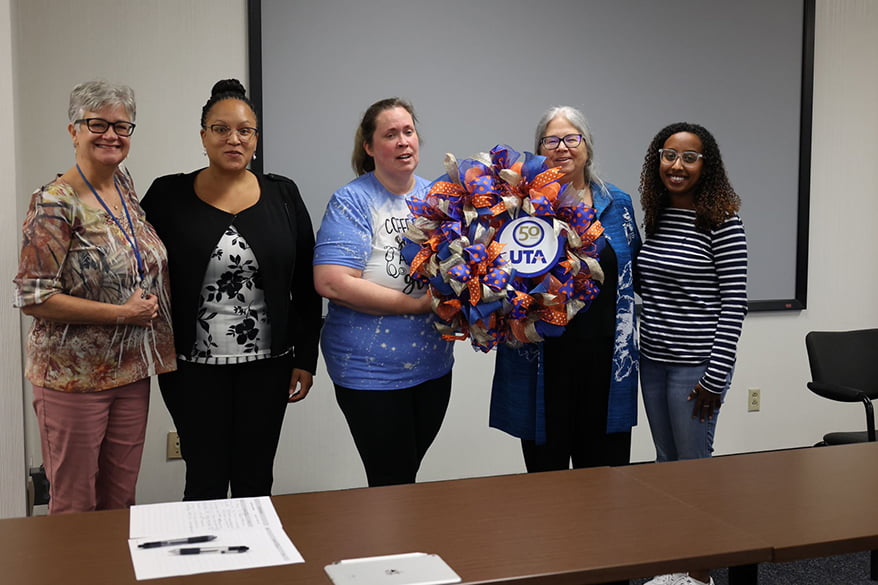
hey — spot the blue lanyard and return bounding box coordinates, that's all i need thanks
[76,164,145,284]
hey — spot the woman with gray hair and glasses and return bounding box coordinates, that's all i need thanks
[14,80,175,514]
[491,105,642,475]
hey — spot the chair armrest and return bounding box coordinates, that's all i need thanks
[807,381,869,403]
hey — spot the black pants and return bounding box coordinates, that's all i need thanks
[335,372,452,487]
[521,335,631,472]
[158,355,294,500]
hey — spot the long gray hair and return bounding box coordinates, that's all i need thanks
[534,105,605,193]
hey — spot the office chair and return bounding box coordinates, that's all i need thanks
[805,328,878,445]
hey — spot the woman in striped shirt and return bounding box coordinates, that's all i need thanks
[637,124,747,585]
[637,122,748,463]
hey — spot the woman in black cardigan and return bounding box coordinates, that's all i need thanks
[141,79,321,500]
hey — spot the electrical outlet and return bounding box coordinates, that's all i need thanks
[747,388,761,412]
[166,431,182,459]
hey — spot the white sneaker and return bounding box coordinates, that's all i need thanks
[682,577,714,585]
[643,575,714,585]
[643,575,685,585]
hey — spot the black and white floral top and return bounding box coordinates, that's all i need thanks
[184,226,273,364]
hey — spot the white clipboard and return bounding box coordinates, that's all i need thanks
[324,552,462,585]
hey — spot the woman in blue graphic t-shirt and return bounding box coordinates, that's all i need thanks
[313,97,454,487]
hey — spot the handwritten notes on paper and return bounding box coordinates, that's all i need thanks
[128,496,303,580]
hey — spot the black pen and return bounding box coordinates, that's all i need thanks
[138,535,217,549]
[172,546,249,555]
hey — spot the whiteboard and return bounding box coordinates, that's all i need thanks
[249,0,813,310]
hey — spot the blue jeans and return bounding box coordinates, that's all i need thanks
[640,356,731,462]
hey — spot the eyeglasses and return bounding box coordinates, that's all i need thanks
[539,134,583,150]
[75,118,136,137]
[205,124,259,141]
[658,148,704,165]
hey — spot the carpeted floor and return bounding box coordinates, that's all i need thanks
[631,551,874,584]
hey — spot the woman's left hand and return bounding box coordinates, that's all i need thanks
[688,383,722,421]
[288,368,314,403]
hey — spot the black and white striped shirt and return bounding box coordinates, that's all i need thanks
[637,208,748,393]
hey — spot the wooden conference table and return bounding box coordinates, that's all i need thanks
[1,443,875,585]
[621,441,878,577]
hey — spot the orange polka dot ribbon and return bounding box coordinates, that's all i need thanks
[402,144,604,352]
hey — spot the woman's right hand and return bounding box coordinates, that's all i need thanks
[119,288,159,327]
[21,289,160,327]
[413,288,433,314]
[314,264,434,316]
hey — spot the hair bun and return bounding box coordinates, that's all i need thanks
[210,78,246,99]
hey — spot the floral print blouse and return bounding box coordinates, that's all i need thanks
[13,168,176,392]
[186,226,273,364]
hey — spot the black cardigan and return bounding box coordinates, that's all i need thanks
[141,170,321,373]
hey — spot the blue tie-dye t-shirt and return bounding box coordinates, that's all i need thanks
[313,172,454,390]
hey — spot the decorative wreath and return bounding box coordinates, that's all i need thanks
[402,145,605,352]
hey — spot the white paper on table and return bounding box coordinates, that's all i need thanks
[127,496,303,580]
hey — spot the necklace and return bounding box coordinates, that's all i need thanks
[76,163,145,284]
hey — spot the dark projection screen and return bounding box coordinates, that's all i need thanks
[249,0,813,311]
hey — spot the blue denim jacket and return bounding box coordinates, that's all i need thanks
[489,182,642,442]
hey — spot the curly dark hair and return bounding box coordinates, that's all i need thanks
[639,122,740,235]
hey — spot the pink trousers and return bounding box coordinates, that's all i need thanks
[32,379,150,514]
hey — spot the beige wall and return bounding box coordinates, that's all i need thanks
[9,0,249,511]
[2,0,877,516]
[0,0,25,518]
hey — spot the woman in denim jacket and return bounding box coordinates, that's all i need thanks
[490,106,642,472]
